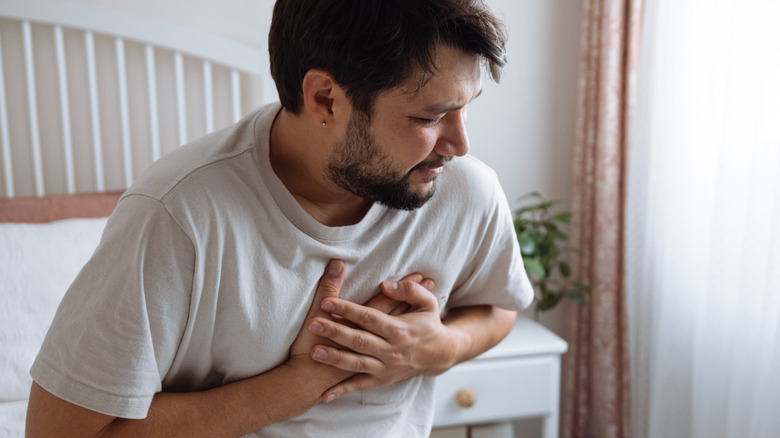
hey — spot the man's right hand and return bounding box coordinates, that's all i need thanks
[288,259,347,363]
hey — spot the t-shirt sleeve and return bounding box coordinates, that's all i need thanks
[444,166,534,312]
[30,194,194,419]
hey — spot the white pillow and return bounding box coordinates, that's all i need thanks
[0,217,108,401]
[0,400,29,437]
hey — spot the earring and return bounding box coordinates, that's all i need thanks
[322,121,326,126]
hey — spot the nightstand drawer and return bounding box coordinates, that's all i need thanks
[433,355,559,427]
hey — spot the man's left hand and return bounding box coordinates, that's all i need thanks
[306,278,462,403]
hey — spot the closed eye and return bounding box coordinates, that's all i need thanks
[415,117,443,126]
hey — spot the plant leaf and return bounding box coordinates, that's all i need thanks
[517,235,537,256]
[523,257,546,277]
[536,292,562,312]
[566,291,587,305]
[528,230,545,243]
[573,282,590,292]
[514,201,558,216]
[512,191,590,313]
[536,241,552,258]
[517,191,544,203]
[553,212,571,223]
[559,262,571,278]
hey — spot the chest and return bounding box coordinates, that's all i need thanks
[165,213,477,389]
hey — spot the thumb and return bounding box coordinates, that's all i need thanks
[380,278,437,312]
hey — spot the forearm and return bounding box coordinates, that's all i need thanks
[107,362,349,437]
[28,361,350,438]
[440,305,517,369]
[308,281,520,401]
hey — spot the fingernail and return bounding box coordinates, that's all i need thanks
[313,348,328,361]
[321,300,335,312]
[328,260,342,276]
[414,274,423,283]
[324,393,336,403]
[309,321,324,334]
[384,280,398,291]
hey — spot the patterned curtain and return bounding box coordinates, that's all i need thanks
[560,0,643,437]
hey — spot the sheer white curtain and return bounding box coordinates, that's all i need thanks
[626,0,780,437]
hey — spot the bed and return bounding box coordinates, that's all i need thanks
[0,1,267,435]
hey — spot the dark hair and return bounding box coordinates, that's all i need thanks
[268,0,507,116]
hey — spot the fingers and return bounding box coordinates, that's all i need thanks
[362,293,403,316]
[388,303,410,316]
[320,276,435,330]
[310,344,385,375]
[317,298,400,341]
[314,278,437,338]
[321,374,383,403]
[362,272,425,315]
[387,277,432,315]
[380,278,438,312]
[308,313,391,355]
[289,260,345,360]
[307,259,345,320]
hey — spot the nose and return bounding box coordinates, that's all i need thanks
[434,109,470,157]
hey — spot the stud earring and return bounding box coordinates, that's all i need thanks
[322,121,326,126]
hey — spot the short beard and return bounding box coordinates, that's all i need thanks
[326,111,436,211]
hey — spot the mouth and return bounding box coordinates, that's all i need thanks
[416,166,444,179]
[412,156,453,179]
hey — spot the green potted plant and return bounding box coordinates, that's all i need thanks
[513,192,589,315]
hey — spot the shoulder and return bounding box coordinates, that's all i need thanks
[123,103,279,202]
[447,154,497,178]
[437,154,505,207]
[412,154,511,231]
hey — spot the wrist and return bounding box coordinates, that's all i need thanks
[439,306,517,371]
[422,324,467,375]
[284,354,353,399]
[442,324,470,371]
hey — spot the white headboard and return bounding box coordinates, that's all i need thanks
[0,0,273,198]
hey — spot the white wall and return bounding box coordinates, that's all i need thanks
[470,0,582,338]
[472,0,581,204]
[67,0,270,48]
[479,0,582,336]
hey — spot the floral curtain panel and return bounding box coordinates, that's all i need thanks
[561,0,643,437]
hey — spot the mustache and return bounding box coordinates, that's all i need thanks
[413,155,453,171]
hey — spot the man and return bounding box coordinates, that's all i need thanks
[26,0,533,436]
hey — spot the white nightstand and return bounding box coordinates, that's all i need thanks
[432,316,568,438]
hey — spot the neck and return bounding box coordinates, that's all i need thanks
[269,109,372,227]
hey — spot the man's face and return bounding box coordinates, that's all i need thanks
[326,46,483,210]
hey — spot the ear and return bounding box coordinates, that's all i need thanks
[301,69,350,128]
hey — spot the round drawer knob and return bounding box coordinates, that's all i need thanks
[455,387,476,408]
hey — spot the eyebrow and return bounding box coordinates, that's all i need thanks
[422,89,483,115]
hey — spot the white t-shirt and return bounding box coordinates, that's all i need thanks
[31,103,533,437]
